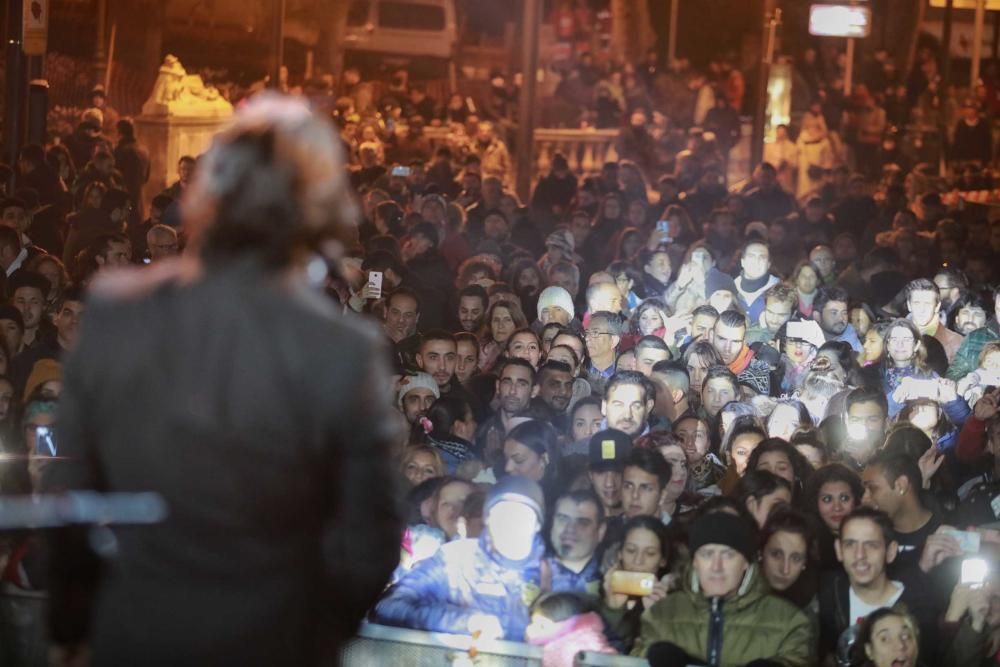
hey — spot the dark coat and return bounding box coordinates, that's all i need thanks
[405,249,455,331]
[45,261,403,666]
[113,138,151,212]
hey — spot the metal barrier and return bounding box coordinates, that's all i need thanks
[575,650,649,666]
[342,622,543,666]
[341,623,653,666]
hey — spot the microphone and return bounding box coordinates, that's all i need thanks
[646,641,692,667]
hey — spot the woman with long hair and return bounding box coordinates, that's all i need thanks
[718,415,767,494]
[767,398,814,441]
[734,469,793,528]
[747,437,815,500]
[583,192,626,270]
[673,414,726,493]
[401,446,446,488]
[682,340,724,398]
[802,463,863,570]
[759,508,818,611]
[479,299,529,372]
[880,318,970,421]
[791,260,822,318]
[503,420,562,505]
[600,516,671,653]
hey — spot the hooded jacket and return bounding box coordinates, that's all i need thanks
[374,531,547,640]
[631,564,813,667]
[527,611,617,667]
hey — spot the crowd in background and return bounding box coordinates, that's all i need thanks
[2,17,1000,667]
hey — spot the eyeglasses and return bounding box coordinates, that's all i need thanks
[887,336,915,345]
[584,330,613,339]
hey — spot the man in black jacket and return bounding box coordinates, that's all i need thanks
[818,508,940,664]
[45,95,402,667]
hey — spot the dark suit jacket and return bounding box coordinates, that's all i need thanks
[46,260,403,666]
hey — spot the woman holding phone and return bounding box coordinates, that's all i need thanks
[880,318,970,422]
[600,516,671,653]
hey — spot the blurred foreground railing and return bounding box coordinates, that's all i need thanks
[0,601,651,667]
[341,622,649,666]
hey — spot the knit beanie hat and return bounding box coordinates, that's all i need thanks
[396,372,441,408]
[536,286,575,321]
[688,511,756,562]
[485,475,545,524]
[0,305,24,331]
[704,268,738,299]
[24,359,61,401]
[545,229,575,255]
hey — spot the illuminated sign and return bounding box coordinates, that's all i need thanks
[809,4,872,38]
[929,0,1000,8]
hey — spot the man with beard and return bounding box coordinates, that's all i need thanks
[456,285,488,333]
[546,490,606,596]
[602,371,655,440]
[813,285,862,352]
[948,286,1000,381]
[747,284,796,346]
[532,360,574,432]
[383,288,421,344]
[949,293,990,336]
[415,331,458,392]
[709,310,773,396]
[933,268,968,322]
[476,359,537,466]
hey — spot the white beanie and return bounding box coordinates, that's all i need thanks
[396,372,441,408]
[536,286,575,321]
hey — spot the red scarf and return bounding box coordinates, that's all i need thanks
[728,345,754,375]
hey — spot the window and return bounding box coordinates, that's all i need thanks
[347,0,371,26]
[378,2,446,30]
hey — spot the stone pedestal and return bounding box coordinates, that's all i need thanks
[136,114,229,207]
[135,55,233,209]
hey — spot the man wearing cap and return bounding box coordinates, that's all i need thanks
[397,372,440,424]
[375,475,547,640]
[588,429,631,520]
[403,221,453,331]
[632,511,812,665]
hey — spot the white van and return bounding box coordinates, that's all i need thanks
[343,0,458,77]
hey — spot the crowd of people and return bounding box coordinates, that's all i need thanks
[0,25,999,667]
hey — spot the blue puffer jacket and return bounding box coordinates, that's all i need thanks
[373,531,546,640]
[546,555,601,597]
